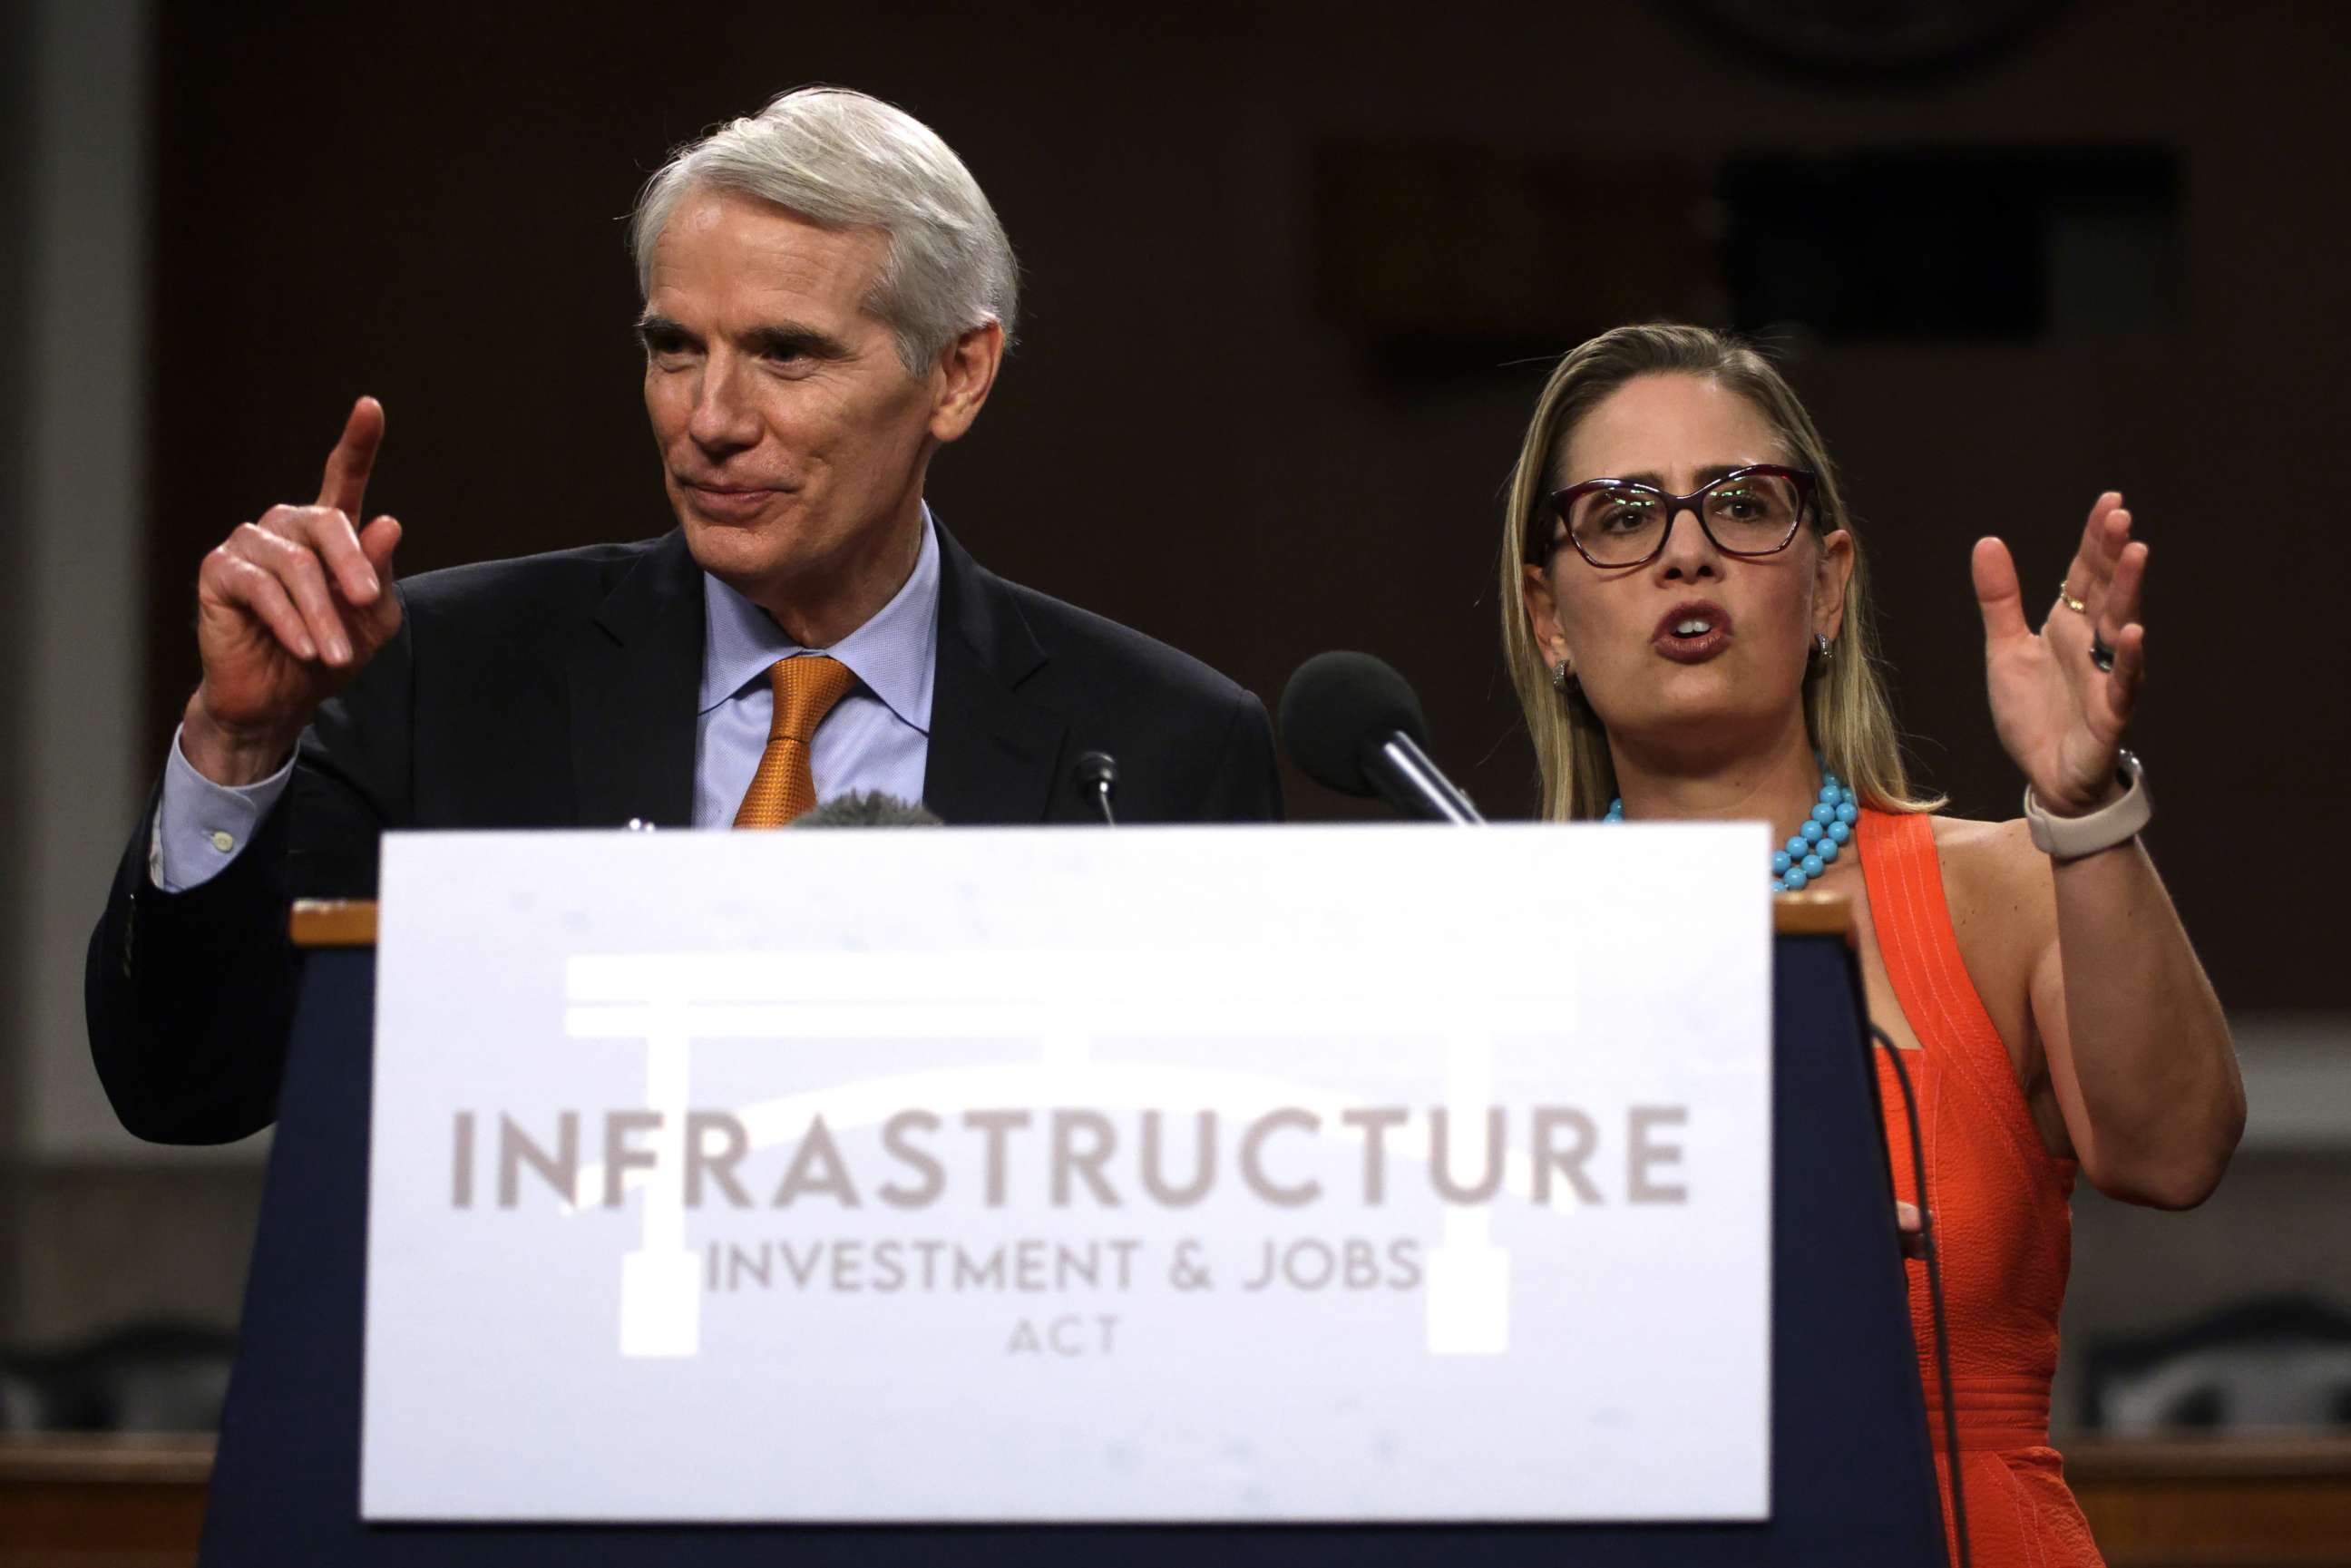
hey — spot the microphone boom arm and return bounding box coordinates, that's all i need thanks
[1368,734,1485,824]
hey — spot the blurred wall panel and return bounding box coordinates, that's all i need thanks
[1312,143,1719,368]
[0,0,33,1335]
[16,0,152,1168]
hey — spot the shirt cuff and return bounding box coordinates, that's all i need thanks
[149,724,295,892]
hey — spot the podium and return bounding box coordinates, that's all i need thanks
[197,890,1945,1564]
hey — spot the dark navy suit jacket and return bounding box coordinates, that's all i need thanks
[86,522,1281,1144]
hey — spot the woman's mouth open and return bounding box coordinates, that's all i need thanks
[1654,602,1733,664]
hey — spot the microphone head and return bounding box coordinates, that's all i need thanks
[1279,650,1431,798]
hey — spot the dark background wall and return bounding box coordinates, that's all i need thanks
[147,0,2351,1012]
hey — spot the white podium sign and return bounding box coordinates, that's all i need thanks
[361,823,1771,1523]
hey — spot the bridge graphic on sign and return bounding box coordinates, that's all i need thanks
[560,945,1582,1361]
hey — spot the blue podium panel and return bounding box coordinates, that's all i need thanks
[200,934,1944,1565]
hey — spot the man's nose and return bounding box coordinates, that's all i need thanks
[686,354,762,454]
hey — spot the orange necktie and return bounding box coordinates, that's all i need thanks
[733,656,857,828]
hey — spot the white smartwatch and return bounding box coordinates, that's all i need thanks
[2023,750,2151,860]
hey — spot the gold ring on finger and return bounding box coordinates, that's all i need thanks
[2056,580,2089,614]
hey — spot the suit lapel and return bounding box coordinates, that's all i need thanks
[567,531,703,827]
[923,523,1066,824]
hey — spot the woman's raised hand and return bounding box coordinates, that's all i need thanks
[1971,492,2149,815]
[182,397,405,785]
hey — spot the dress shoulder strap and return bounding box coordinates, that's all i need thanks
[1857,806,2072,1178]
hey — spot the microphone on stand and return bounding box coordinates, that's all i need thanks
[1072,751,1119,826]
[1279,651,1484,824]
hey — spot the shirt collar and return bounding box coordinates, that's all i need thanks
[697,506,941,735]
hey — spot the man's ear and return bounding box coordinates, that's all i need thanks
[1813,529,1854,643]
[928,321,1004,443]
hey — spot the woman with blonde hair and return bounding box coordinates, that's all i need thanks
[1503,323,2241,1564]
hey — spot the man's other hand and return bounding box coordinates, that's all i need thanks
[182,397,404,785]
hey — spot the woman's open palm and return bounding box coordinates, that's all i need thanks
[1972,491,2148,814]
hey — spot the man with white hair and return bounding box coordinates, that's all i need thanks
[87,87,1281,1144]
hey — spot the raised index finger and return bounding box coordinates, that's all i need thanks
[316,395,385,519]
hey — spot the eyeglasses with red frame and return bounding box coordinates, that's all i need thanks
[1530,464,1819,569]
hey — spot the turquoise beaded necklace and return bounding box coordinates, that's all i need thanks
[1603,755,1858,892]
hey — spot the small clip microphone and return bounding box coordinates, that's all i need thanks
[1072,751,1119,826]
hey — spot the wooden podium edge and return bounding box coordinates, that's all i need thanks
[292,890,1854,949]
[289,900,379,947]
[1772,890,1855,940]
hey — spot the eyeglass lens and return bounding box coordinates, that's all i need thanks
[1566,472,1802,565]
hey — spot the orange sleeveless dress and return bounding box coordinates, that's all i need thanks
[1858,808,2105,1568]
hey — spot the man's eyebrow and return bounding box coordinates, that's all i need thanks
[741,323,851,361]
[633,317,853,362]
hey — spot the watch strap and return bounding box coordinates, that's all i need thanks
[2024,751,2151,860]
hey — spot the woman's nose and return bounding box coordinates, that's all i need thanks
[1654,502,1724,579]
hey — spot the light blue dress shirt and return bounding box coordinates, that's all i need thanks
[691,510,936,828]
[151,511,942,891]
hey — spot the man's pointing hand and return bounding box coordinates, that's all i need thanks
[182,396,404,786]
